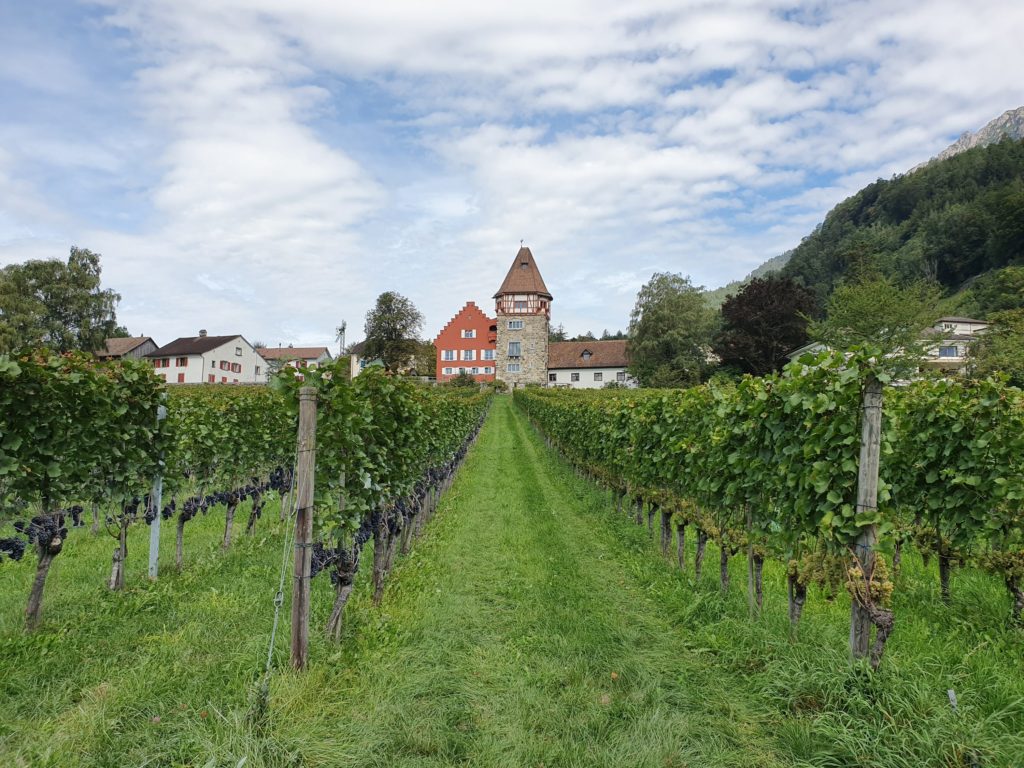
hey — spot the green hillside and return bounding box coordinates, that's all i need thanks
[780,138,1024,315]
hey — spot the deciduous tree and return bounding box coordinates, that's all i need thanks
[628,272,715,387]
[363,291,424,374]
[0,247,125,353]
[712,275,818,376]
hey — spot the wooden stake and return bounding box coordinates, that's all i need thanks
[291,386,317,671]
[851,375,882,661]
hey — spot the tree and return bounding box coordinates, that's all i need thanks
[363,291,423,373]
[712,275,819,376]
[627,272,716,387]
[966,266,1024,316]
[549,323,567,342]
[969,309,1024,386]
[0,247,125,354]
[412,341,437,377]
[570,330,596,342]
[600,329,627,340]
[807,272,941,370]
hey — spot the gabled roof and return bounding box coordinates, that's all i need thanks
[99,336,154,358]
[148,335,242,357]
[548,340,629,369]
[493,246,552,299]
[257,346,332,362]
[434,301,496,344]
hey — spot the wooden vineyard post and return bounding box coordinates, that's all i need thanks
[148,403,167,581]
[851,375,883,661]
[291,386,317,670]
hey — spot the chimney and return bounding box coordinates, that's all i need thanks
[198,329,207,337]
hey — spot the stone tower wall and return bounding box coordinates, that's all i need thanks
[495,313,549,387]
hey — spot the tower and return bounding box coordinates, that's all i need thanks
[494,245,552,388]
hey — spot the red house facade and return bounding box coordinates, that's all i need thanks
[434,301,498,382]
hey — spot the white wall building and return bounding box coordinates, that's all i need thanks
[147,331,268,384]
[920,316,989,371]
[256,345,333,377]
[546,340,636,389]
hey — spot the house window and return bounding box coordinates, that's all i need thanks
[255,366,261,375]
[462,350,475,361]
[939,345,958,358]
[582,351,592,361]
[211,360,216,368]
[235,347,242,356]
[462,329,476,339]
[177,373,185,383]
[444,367,453,375]
[571,373,580,382]
[593,372,603,382]
[442,350,455,361]
[208,374,215,383]
[231,362,241,373]
[617,371,626,382]
[458,367,466,374]
[233,379,238,383]
[221,376,227,383]
[508,341,521,357]
[506,363,521,373]
[482,349,495,360]
[508,320,524,330]
[471,367,479,374]
[549,373,557,382]
[220,361,229,370]
[484,367,492,374]
[175,357,188,367]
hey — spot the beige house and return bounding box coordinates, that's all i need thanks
[788,316,989,374]
[257,345,333,377]
[920,317,989,371]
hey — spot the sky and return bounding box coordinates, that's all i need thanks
[1,1,1022,348]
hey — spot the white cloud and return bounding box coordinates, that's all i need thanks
[0,0,1022,342]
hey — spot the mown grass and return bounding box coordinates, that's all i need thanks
[0,397,1021,767]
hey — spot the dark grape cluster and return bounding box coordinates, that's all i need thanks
[0,537,27,561]
[13,513,67,550]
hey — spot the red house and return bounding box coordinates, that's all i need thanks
[434,301,498,382]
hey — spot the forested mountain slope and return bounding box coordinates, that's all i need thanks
[779,138,1024,311]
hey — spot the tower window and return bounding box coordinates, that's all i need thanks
[508,320,524,330]
[506,363,521,373]
[514,301,527,310]
[508,341,521,357]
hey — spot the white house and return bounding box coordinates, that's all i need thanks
[257,345,333,377]
[147,331,268,384]
[788,316,989,374]
[920,316,988,371]
[546,340,636,389]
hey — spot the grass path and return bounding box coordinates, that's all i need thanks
[2,396,1022,767]
[267,394,784,767]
